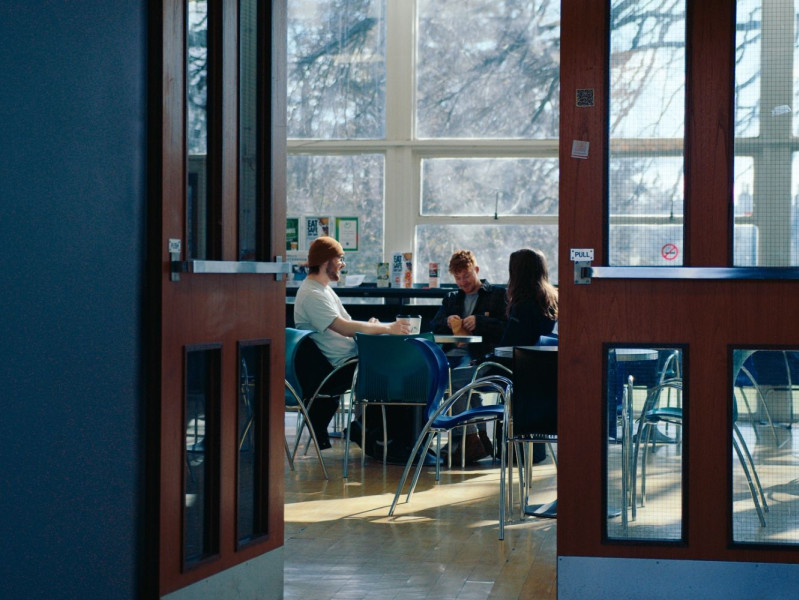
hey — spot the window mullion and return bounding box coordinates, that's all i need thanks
[384,0,416,257]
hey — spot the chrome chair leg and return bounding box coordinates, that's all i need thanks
[389,425,435,515]
[284,437,295,471]
[405,434,437,504]
[285,381,329,480]
[733,423,768,526]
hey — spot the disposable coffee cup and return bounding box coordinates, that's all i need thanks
[396,314,422,334]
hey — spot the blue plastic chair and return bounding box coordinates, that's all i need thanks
[388,337,512,539]
[343,332,434,478]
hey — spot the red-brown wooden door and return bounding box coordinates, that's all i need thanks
[147,0,287,595]
[558,0,799,593]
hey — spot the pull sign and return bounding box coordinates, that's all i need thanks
[570,248,594,262]
[571,248,593,284]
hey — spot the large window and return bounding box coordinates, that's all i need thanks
[733,0,799,266]
[287,0,560,284]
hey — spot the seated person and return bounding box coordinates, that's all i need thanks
[500,248,558,347]
[501,248,559,463]
[294,236,410,449]
[429,249,507,463]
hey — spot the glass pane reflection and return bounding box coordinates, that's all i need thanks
[239,0,259,260]
[187,0,210,259]
[606,346,684,542]
[184,347,220,564]
[734,2,799,266]
[238,344,269,544]
[733,348,799,545]
[608,1,686,267]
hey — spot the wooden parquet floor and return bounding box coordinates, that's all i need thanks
[283,421,558,600]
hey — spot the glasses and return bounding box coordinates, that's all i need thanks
[337,255,346,264]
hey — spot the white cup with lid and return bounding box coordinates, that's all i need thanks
[396,314,422,334]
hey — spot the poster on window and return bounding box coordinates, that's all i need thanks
[335,217,358,251]
[286,217,300,252]
[286,254,308,287]
[304,216,332,250]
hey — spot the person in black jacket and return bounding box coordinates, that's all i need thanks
[499,247,559,464]
[429,249,507,463]
[500,248,558,347]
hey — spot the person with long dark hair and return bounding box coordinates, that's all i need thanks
[500,248,558,347]
[500,248,558,464]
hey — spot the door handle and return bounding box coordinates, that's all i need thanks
[587,266,799,281]
[171,257,292,280]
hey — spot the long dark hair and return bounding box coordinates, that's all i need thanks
[505,248,558,320]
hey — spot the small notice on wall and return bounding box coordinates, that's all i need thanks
[336,217,358,251]
[571,140,590,159]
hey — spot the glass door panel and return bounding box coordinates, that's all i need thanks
[184,346,221,566]
[733,348,799,544]
[239,0,258,260]
[187,0,217,259]
[608,1,686,266]
[606,346,684,542]
[237,342,271,546]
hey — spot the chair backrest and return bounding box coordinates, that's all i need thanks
[406,337,451,419]
[285,327,334,404]
[353,332,435,405]
[511,346,558,436]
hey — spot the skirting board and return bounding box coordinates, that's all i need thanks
[162,547,283,600]
[558,555,799,600]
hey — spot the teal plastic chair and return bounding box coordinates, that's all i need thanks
[342,332,434,478]
[285,327,357,479]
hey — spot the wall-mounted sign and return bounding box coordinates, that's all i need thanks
[661,243,679,261]
[570,248,594,262]
[336,217,359,251]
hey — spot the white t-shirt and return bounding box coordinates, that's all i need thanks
[293,278,357,366]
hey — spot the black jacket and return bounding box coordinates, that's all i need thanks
[499,298,556,347]
[429,280,507,358]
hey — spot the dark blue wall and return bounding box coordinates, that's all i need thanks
[0,2,146,598]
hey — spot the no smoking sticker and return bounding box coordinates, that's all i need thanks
[661,243,679,261]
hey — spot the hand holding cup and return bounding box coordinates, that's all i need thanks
[448,315,465,335]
